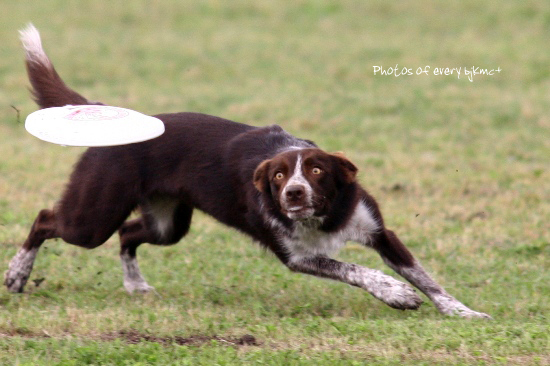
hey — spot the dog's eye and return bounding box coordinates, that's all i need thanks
[312,167,322,175]
[275,172,284,180]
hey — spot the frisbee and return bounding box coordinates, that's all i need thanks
[25,105,165,146]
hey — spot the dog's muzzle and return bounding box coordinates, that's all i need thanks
[281,184,315,219]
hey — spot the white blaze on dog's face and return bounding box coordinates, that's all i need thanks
[253,148,358,220]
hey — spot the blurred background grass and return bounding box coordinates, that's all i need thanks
[0,0,549,364]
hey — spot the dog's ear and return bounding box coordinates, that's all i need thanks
[253,159,271,192]
[330,152,358,184]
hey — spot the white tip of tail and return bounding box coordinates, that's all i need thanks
[19,23,50,66]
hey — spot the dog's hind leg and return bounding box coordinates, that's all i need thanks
[6,171,136,293]
[118,218,157,293]
[118,199,193,293]
[4,209,58,292]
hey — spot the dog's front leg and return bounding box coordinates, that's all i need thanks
[287,256,423,310]
[391,261,492,318]
[374,230,492,318]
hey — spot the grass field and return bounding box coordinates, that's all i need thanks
[1,1,549,364]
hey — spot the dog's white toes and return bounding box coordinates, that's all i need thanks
[124,280,155,294]
[432,293,491,319]
[4,249,38,293]
[383,281,423,310]
[366,274,423,310]
[4,270,27,293]
[456,309,492,319]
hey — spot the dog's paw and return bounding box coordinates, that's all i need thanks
[124,280,155,294]
[364,271,423,310]
[457,309,492,319]
[4,269,27,293]
[450,306,492,319]
[4,249,37,293]
[432,294,492,319]
[379,279,423,310]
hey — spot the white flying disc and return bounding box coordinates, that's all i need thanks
[25,105,165,146]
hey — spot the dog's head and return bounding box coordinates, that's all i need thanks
[253,148,357,220]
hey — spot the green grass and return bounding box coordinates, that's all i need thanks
[1,0,549,364]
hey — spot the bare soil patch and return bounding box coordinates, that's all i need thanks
[100,329,259,347]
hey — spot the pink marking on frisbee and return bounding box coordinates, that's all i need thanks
[64,106,129,121]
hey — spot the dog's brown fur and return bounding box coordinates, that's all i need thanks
[5,25,491,318]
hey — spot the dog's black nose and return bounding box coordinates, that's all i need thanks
[285,185,305,201]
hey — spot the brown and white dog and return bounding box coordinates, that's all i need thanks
[5,25,490,318]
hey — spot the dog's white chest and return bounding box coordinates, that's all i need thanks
[283,223,345,258]
[282,202,379,259]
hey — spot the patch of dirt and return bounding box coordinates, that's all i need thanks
[100,329,258,347]
[0,327,51,338]
[0,327,258,348]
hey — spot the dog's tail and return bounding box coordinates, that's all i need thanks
[19,24,99,109]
